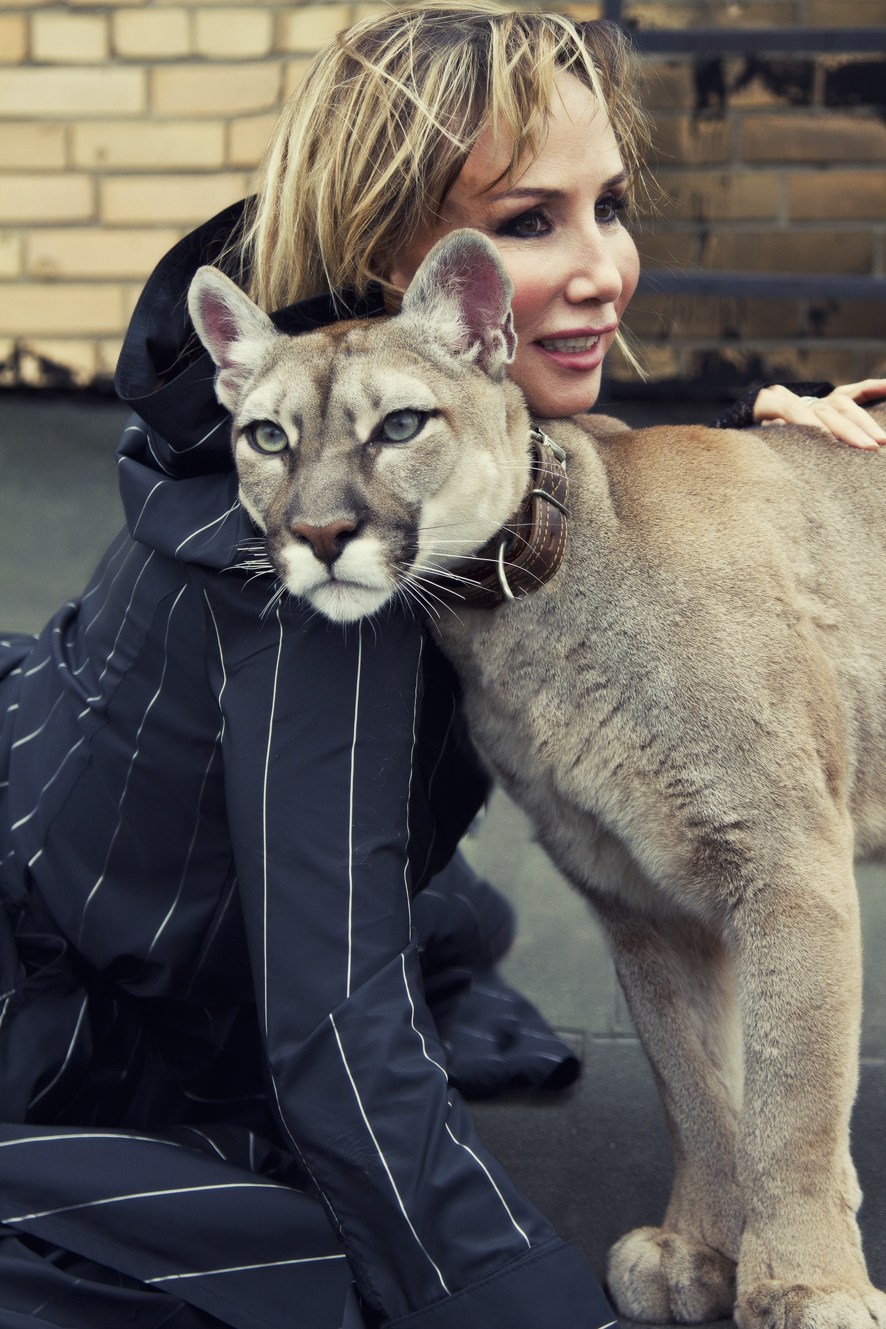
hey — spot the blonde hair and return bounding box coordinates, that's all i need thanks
[239,2,650,367]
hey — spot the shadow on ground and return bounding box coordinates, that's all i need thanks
[1,392,884,1329]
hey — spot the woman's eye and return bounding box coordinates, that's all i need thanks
[595,194,627,224]
[250,421,287,453]
[497,209,551,239]
[380,410,423,442]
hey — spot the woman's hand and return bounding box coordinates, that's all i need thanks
[753,379,886,450]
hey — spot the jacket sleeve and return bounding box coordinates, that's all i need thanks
[201,575,613,1329]
[708,381,835,430]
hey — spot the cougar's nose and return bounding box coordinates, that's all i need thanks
[290,519,358,567]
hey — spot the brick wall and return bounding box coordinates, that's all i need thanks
[0,0,884,392]
[615,0,886,392]
[0,0,353,388]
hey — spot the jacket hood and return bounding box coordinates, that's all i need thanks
[113,200,387,568]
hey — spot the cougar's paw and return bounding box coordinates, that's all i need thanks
[607,1226,736,1324]
[736,1283,886,1329]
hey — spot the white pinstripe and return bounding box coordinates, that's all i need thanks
[174,497,241,558]
[78,584,187,945]
[0,996,10,1032]
[146,429,175,477]
[203,592,228,744]
[4,1181,276,1225]
[28,995,88,1109]
[86,551,155,703]
[146,1253,347,1283]
[24,656,49,678]
[27,848,42,868]
[330,1012,450,1295]
[11,693,63,749]
[79,538,136,630]
[146,737,220,958]
[75,541,127,622]
[261,607,285,1035]
[443,1122,531,1249]
[400,953,447,1080]
[184,873,237,996]
[402,635,423,937]
[167,417,226,455]
[0,1132,183,1151]
[400,953,531,1245]
[131,478,167,539]
[345,623,363,1000]
[11,737,85,832]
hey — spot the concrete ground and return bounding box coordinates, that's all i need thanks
[1,392,884,1327]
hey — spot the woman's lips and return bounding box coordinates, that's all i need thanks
[533,326,615,372]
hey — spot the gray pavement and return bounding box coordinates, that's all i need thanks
[1,392,884,1327]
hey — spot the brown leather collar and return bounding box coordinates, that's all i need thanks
[427,427,569,610]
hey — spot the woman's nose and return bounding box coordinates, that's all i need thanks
[563,229,623,306]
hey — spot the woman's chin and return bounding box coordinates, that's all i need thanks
[520,360,604,419]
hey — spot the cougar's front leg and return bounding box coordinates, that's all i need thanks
[593,896,744,1325]
[728,857,886,1329]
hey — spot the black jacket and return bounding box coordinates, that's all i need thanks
[0,203,613,1329]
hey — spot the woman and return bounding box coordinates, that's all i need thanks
[0,8,883,1329]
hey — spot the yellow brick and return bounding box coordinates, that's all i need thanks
[32,14,108,64]
[20,338,98,386]
[623,2,705,27]
[151,62,280,116]
[113,9,190,59]
[195,9,273,59]
[0,231,21,277]
[26,227,181,279]
[278,5,350,53]
[808,0,886,20]
[101,172,247,223]
[123,281,142,323]
[97,337,122,377]
[0,16,28,65]
[710,1,796,22]
[743,113,886,163]
[74,120,224,169]
[283,59,311,102]
[350,4,390,19]
[228,112,275,166]
[0,68,145,117]
[0,123,66,169]
[654,170,780,221]
[0,283,126,336]
[0,173,93,223]
[788,170,886,220]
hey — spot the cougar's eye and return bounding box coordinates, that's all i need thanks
[249,421,287,453]
[380,409,423,443]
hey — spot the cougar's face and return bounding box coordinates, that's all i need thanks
[230,319,528,623]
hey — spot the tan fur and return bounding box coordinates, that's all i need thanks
[189,250,886,1329]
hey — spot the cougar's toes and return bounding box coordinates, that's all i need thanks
[607,1226,736,1324]
[736,1282,886,1329]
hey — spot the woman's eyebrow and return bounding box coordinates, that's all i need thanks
[484,172,628,204]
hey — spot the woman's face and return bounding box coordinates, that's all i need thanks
[388,71,640,419]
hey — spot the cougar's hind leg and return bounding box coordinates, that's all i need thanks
[593,896,743,1325]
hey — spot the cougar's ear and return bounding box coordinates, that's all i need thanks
[188,266,279,413]
[400,230,516,379]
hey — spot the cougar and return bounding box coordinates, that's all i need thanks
[188,231,886,1329]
